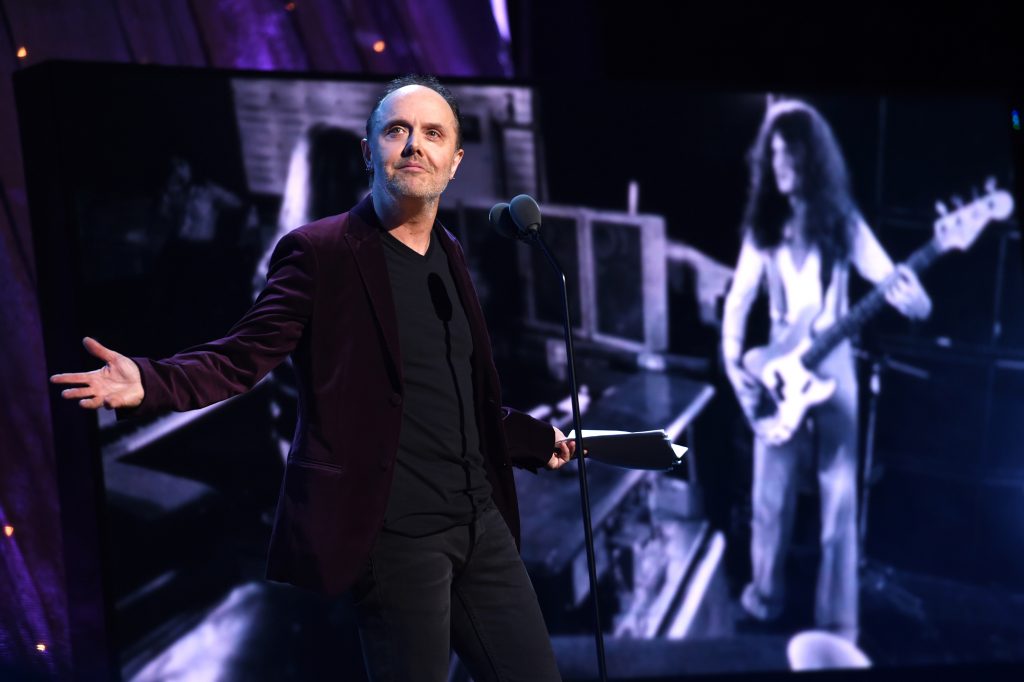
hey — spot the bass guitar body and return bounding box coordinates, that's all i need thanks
[742,307,837,444]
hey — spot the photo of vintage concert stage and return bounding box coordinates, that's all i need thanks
[21,64,1024,680]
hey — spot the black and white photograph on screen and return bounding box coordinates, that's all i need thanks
[17,62,1024,681]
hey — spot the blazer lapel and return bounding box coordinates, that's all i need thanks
[345,198,403,387]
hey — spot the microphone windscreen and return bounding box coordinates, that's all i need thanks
[509,194,541,233]
[488,202,519,240]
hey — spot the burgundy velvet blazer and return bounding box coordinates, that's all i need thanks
[129,196,554,595]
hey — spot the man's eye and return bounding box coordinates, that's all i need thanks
[427,130,441,138]
[387,126,406,136]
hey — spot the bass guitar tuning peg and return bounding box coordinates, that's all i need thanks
[951,195,964,208]
[984,176,997,193]
[935,200,948,216]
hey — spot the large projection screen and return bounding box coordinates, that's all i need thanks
[18,62,1024,681]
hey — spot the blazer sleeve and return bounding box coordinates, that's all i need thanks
[123,229,318,418]
[501,406,555,472]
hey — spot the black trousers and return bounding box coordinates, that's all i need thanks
[351,506,561,682]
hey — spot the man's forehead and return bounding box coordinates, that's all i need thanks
[377,85,454,123]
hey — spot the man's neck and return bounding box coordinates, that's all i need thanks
[372,188,437,256]
[784,195,809,246]
[787,194,806,215]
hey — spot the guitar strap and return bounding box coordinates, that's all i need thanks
[831,262,849,318]
[820,250,835,294]
[763,250,787,327]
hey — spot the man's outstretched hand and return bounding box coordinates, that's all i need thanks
[50,337,144,410]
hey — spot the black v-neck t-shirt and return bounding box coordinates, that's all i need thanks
[379,229,492,536]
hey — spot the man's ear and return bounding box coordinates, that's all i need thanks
[360,138,372,170]
[449,148,465,180]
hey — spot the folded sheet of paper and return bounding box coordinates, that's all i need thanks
[563,429,687,471]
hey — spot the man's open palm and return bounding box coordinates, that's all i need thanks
[50,337,144,410]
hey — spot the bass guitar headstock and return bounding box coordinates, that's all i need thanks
[933,178,1014,252]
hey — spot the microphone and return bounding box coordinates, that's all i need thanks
[509,194,542,235]
[427,273,453,323]
[488,202,523,240]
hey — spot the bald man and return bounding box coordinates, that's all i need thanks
[54,75,570,682]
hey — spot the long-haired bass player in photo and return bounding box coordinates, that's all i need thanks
[721,100,932,642]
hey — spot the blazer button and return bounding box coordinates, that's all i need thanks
[389,392,402,406]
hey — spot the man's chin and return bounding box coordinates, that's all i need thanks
[384,177,448,201]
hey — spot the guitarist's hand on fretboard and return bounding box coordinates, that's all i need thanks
[884,264,932,320]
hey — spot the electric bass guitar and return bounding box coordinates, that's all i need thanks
[742,181,1015,445]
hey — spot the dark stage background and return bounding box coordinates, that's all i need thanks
[4,3,1024,682]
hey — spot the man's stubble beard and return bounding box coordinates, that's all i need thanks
[382,166,452,203]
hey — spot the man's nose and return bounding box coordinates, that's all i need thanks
[402,132,422,156]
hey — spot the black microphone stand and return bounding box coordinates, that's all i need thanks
[526,229,608,682]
